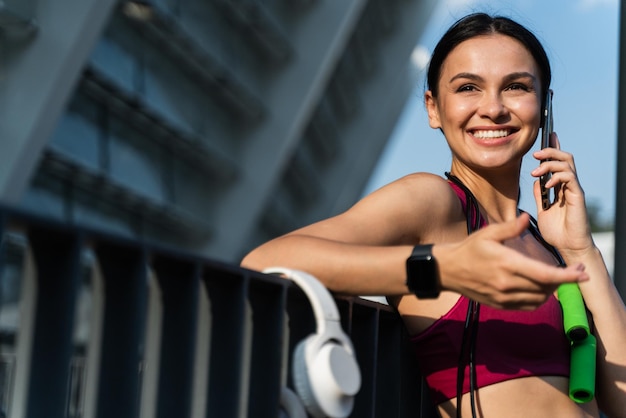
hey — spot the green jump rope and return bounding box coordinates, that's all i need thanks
[557,283,596,403]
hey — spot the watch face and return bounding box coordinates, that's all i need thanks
[408,255,434,282]
[417,255,435,276]
[407,252,439,298]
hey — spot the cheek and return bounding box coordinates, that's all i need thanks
[515,103,541,145]
[508,99,541,127]
[439,99,475,126]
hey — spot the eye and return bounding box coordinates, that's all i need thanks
[457,84,478,93]
[506,83,531,92]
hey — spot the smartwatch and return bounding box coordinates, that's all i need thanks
[405,244,440,299]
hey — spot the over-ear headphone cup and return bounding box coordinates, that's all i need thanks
[279,386,307,418]
[292,336,361,418]
[292,337,323,417]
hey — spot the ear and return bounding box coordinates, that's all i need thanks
[425,91,441,129]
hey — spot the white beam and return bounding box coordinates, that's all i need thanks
[0,0,118,203]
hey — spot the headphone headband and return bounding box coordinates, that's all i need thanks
[263,267,341,334]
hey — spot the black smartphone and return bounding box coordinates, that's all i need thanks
[539,89,554,210]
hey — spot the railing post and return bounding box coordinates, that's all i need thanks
[246,273,289,418]
[94,241,148,418]
[25,226,82,418]
[203,265,248,418]
[151,255,201,418]
[347,301,378,418]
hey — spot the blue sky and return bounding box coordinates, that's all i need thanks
[364,0,619,224]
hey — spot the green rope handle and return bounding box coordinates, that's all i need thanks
[558,283,596,403]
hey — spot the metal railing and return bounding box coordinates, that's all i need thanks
[0,207,437,417]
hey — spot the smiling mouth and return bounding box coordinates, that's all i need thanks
[471,129,511,139]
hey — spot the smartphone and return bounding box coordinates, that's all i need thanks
[539,89,554,210]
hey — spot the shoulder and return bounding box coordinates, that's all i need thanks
[291,172,465,246]
[355,172,465,242]
[367,172,448,192]
[367,172,461,212]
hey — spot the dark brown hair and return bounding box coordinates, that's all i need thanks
[427,13,551,104]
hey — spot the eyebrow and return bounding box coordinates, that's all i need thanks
[449,72,537,84]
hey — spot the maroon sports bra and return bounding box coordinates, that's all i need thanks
[410,181,570,405]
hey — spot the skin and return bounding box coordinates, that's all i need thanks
[241,34,626,417]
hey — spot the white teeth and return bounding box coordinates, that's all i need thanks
[473,129,509,139]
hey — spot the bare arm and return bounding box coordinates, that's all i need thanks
[533,137,626,416]
[574,249,626,418]
[242,173,588,308]
[243,234,412,295]
[242,173,448,295]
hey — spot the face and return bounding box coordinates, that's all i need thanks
[425,34,542,173]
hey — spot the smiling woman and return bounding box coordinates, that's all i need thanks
[365,0,620,226]
[241,13,626,418]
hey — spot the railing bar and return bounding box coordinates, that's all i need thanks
[375,312,403,417]
[204,267,248,418]
[190,272,211,418]
[348,302,378,418]
[82,253,106,418]
[152,256,201,418]
[138,270,163,418]
[247,276,288,417]
[25,227,82,418]
[9,240,37,418]
[94,242,149,418]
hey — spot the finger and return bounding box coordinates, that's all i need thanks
[545,169,580,188]
[518,260,589,286]
[532,180,544,213]
[466,274,555,309]
[534,149,576,173]
[493,248,588,288]
[537,159,577,181]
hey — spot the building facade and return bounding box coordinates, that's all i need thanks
[0,0,437,263]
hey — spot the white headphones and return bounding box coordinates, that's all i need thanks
[264,267,361,418]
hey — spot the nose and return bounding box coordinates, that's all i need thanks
[478,92,509,121]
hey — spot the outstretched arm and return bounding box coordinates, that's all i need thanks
[533,135,626,416]
[242,173,588,310]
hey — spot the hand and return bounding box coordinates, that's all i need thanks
[531,132,594,256]
[435,212,589,310]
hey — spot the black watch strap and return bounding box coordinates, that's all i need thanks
[405,244,440,299]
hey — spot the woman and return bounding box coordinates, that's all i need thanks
[241,13,626,417]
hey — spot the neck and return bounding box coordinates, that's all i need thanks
[447,165,522,223]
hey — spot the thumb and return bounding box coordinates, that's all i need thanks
[480,212,530,243]
[532,180,544,214]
